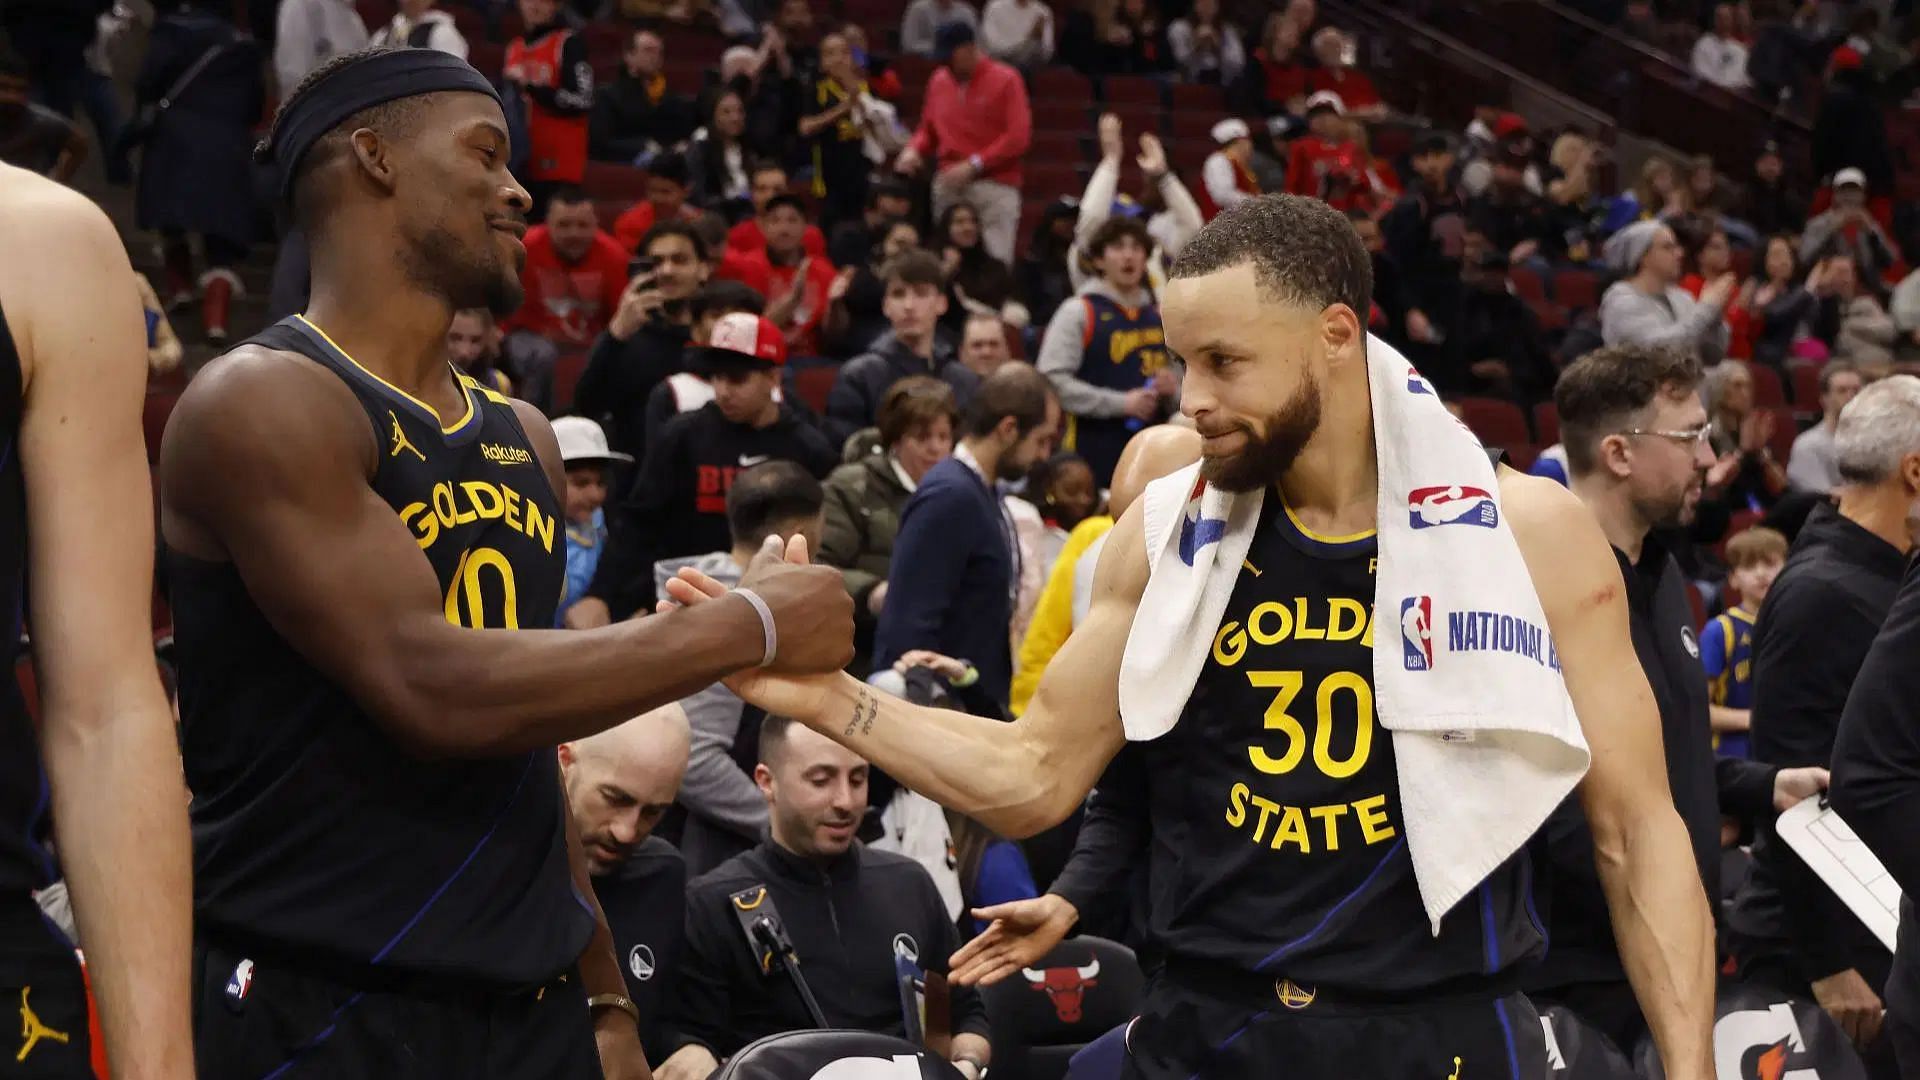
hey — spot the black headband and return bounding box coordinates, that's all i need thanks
[264,48,501,207]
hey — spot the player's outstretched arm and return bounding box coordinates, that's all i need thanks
[1503,471,1715,1080]
[159,352,853,759]
[666,504,1148,838]
[9,172,195,1079]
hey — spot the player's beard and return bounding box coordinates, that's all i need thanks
[402,220,524,317]
[1198,368,1324,494]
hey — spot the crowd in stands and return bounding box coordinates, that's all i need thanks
[16,0,1920,1075]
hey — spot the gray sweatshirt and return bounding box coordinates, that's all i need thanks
[652,551,767,875]
[1598,280,1730,364]
[1037,277,1162,419]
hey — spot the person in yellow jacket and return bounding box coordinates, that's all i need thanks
[1010,423,1200,714]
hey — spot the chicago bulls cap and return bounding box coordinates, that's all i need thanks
[696,312,787,375]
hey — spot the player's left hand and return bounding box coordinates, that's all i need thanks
[595,1012,654,1080]
[1773,765,1829,812]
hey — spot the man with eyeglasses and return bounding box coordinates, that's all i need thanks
[1526,344,1828,1055]
[1724,375,1920,1075]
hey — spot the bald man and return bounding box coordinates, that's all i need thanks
[560,704,693,1068]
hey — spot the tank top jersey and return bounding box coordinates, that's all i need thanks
[1144,495,1544,996]
[1067,294,1169,485]
[171,315,593,986]
[0,298,50,899]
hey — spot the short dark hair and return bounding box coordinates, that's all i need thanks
[547,183,592,210]
[648,151,690,188]
[963,362,1052,439]
[868,178,911,208]
[725,461,824,548]
[1087,216,1153,262]
[878,376,959,447]
[762,193,807,218]
[1821,360,1861,395]
[1170,194,1372,319]
[260,46,430,227]
[641,220,709,262]
[1554,345,1704,476]
[882,249,945,290]
[749,158,789,182]
[692,279,766,319]
[758,714,797,765]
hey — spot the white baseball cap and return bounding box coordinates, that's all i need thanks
[1833,166,1867,190]
[1304,90,1347,116]
[551,416,633,466]
[1210,118,1251,145]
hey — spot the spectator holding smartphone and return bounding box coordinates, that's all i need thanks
[576,221,714,461]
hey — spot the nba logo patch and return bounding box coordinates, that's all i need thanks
[1408,485,1499,530]
[1401,596,1435,671]
[224,959,254,1013]
[1406,367,1433,395]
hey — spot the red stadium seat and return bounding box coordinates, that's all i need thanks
[1454,397,1531,451]
[1031,101,1092,133]
[446,5,486,44]
[1103,102,1160,136]
[1553,269,1600,312]
[1026,163,1088,200]
[1789,362,1821,409]
[1683,582,1706,628]
[1032,67,1093,103]
[468,42,505,81]
[1533,402,1560,445]
[1027,131,1088,165]
[552,352,588,413]
[1765,405,1797,464]
[1746,361,1786,407]
[1101,75,1163,106]
[1509,265,1547,304]
[1715,508,1766,561]
[1505,443,1541,471]
[792,365,838,414]
[1169,83,1225,112]
[582,161,651,200]
[1168,110,1218,141]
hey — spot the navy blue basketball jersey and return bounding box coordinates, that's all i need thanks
[0,297,49,898]
[172,315,592,985]
[1066,294,1170,485]
[1144,496,1544,994]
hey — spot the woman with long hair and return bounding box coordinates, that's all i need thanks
[687,88,750,211]
[1746,234,1829,372]
[938,201,1020,335]
[1680,223,1753,359]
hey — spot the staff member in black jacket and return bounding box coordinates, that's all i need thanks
[1533,344,1827,1051]
[659,717,993,1080]
[1733,375,1920,1065]
[584,312,839,622]
[1832,562,1920,1076]
[561,704,695,1067]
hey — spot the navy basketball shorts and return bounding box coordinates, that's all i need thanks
[0,896,95,1079]
[1122,974,1549,1080]
[193,940,601,1080]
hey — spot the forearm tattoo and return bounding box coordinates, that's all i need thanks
[845,686,879,740]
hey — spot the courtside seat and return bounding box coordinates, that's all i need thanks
[981,936,1144,1080]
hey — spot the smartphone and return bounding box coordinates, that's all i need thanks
[628,254,657,282]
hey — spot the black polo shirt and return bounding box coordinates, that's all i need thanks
[594,836,687,1066]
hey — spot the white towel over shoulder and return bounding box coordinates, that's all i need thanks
[1118,335,1590,931]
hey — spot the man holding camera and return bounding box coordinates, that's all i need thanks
[576,220,715,462]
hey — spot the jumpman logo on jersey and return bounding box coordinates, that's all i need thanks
[16,987,69,1062]
[388,411,426,462]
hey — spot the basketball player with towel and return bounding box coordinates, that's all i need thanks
[665,196,1716,1078]
[160,47,851,1077]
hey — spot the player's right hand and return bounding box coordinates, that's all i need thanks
[738,534,856,674]
[948,894,1080,987]
[1812,968,1884,1047]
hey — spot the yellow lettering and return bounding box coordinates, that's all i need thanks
[1311,670,1374,779]
[1248,601,1293,646]
[522,499,556,554]
[1354,793,1396,845]
[462,481,506,520]
[1225,782,1249,827]
[458,547,519,629]
[1367,557,1378,576]
[399,501,437,549]
[502,484,523,533]
[1248,793,1280,844]
[1362,605,1375,649]
[443,547,471,626]
[1293,597,1326,640]
[1212,621,1247,667]
[1268,805,1311,852]
[432,482,459,530]
[1246,670,1307,775]
[1327,599,1368,642]
[1309,803,1348,851]
[451,485,479,524]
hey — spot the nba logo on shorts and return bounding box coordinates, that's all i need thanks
[1401,596,1435,671]
[224,959,254,1012]
[1408,485,1499,530]
[1406,367,1433,395]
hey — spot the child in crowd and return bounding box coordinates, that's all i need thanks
[552,416,634,627]
[1702,525,1789,758]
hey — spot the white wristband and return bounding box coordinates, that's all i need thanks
[732,588,777,667]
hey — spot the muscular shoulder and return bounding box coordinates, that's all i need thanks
[0,165,131,377]
[508,398,567,498]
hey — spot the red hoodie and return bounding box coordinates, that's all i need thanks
[507,224,629,347]
[908,55,1032,188]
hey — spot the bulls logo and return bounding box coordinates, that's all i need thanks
[1022,958,1100,1023]
[1401,595,1435,671]
[1409,485,1499,530]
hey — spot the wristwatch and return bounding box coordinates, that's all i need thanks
[588,993,640,1025]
